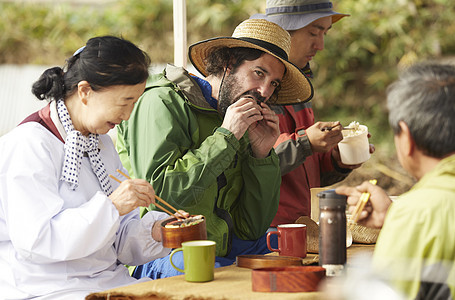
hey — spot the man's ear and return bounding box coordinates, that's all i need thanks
[224,64,232,75]
[397,121,415,156]
[224,58,235,75]
[77,81,91,105]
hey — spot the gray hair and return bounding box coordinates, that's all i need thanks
[386,62,455,158]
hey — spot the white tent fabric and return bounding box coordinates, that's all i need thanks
[173,0,187,68]
[0,0,188,137]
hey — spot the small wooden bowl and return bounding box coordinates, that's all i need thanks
[236,254,302,269]
[252,266,326,292]
[161,216,207,248]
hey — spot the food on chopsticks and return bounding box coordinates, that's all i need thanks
[164,215,205,228]
[346,121,360,130]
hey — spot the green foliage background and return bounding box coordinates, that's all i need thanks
[2,0,455,193]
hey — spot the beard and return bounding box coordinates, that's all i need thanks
[218,71,266,117]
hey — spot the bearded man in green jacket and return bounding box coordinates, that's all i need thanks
[116,18,313,278]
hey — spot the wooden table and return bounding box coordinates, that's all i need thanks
[86,243,375,300]
[347,243,375,264]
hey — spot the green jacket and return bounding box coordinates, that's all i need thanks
[117,64,281,256]
[373,154,455,299]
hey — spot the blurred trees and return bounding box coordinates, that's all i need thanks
[1,0,454,145]
[313,0,455,146]
[0,0,262,64]
[3,0,454,192]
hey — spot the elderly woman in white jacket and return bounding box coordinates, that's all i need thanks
[0,36,187,299]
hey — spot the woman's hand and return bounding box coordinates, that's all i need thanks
[109,179,155,216]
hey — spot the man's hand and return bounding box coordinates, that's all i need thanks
[336,181,392,228]
[306,121,344,153]
[221,97,263,140]
[248,101,280,158]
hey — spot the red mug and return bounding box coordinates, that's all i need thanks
[267,224,307,258]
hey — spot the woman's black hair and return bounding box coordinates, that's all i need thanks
[32,36,151,101]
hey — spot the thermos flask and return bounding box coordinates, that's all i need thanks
[318,189,347,276]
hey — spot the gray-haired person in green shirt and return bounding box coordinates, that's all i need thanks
[337,62,455,299]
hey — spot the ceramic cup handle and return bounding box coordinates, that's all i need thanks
[266,231,281,253]
[169,248,184,273]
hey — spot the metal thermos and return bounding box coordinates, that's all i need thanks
[318,189,347,276]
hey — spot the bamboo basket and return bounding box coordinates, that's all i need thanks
[349,223,381,244]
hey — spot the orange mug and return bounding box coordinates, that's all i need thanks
[267,224,307,258]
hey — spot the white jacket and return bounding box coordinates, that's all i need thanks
[0,108,169,299]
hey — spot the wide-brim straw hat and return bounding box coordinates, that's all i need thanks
[250,0,349,31]
[189,18,313,105]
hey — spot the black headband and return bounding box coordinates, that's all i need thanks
[238,37,289,61]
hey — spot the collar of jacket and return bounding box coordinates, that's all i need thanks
[163,64,217,112]
[302,63,314,79]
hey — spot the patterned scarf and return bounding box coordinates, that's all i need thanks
[57,100,113,195]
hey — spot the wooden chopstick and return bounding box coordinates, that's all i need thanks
[153,202,182,220]
[109,174,122,183]
[154,194,183,217]
[117,169,131,180]
[112,169,184,220]
[349,179,377,225]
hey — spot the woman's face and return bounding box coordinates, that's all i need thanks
[80,82,146,135]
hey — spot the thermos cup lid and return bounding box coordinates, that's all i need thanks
[318,189,347,208]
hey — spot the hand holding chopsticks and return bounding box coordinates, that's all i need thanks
[109,169,186,220]
[349,179,377,225]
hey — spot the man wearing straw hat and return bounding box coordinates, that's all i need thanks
[116,18,313,278]
[251,0,370,228]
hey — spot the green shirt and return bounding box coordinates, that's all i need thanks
[373,154,455,299]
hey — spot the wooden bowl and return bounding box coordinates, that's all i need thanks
[161,216,207,248]
[236,254,302,269]
[252,266,326,292]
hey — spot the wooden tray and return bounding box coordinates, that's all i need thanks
[236,253,318,269]
[265,252,320,265]
[252,266,326,292]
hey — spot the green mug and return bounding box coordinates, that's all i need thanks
[169,240,216,282]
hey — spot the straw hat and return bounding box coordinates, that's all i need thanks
[188,18,313,105]
[250,0,349,31]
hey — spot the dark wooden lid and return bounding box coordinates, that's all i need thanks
[236,254,303,269]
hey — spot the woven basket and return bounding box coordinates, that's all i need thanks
[349,223,380,244]
[296,215,381,247]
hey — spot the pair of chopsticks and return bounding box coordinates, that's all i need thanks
[109,169,186,220]
[321,124,355,132]
[349,179,377,225]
